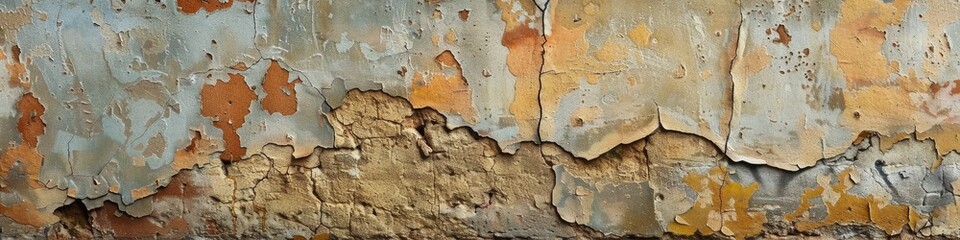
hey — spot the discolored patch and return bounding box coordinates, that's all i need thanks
[261,60,301,116]
[91,202,190,238]
[458,9,469,21]
[5,45,27,88]
[16,92,45,148]
[495,0,544,139]
[829,0,909,86]
[0,201,59,227]
[627,23,651,47]
[200,73,257,162]
[176,0,234,14]
[773,24,791,46]
[667,166,766,240]
[410,50,478,124]
[0,145,44,188]
[787,169,925,234]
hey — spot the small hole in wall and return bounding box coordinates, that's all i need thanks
[656,193,664,201]
[853,111,861,119]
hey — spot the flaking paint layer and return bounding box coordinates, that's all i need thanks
[2,0,960,238]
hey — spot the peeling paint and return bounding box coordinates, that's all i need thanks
[3,0,960,238]
[667,166,766,239]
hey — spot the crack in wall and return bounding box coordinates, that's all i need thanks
[4,0,960,238]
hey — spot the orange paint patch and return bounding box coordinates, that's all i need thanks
[16,93,45,148]
[829,0,910,87]
[0,145,44,188]
[787,169,925,234]
[261,60,301,116]
[410,50,478,124]
[176,0,234,14]
[495,0,545,139]
[0,201,59,227]
[200,73,257,162]
[5,45,27,89]
[667,166,766,240]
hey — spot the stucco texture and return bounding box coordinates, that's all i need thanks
[2,0,960,238]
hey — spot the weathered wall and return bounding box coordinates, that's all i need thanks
[1,0,960,238]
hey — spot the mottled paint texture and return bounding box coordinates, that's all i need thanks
[2,0,960,238]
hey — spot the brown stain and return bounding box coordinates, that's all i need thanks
[930,79,960,96]
[176,0,234,14]
[261,60,301,116]
[0,201,59,227]
[410,50,478,124]
[787,169,924,234]
[200,73,257,162]
[152,172,201,200]
[91,202,190,238]
[458,9,469,21]
[667,166,766,240]
[16,93,44,148]
[773,24,791,46]
[144,133,166,158]
[5,45,27,89]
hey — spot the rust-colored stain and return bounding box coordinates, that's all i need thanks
[930,79,960,96]
[3,93,46,195]
[0,201,59,227]
[5,45,27,88]
[458,9,469,21]
[200,73,257,162]
[667,166,766,240]
[16,93,45,148]
[773,24,791,46]
[787,169,924,234]
[410,50,478,124]
[261,60,301,116]
[153,172,202,201]
[176,0,234,14]
[0,145,44,188]
[92,202,190,238]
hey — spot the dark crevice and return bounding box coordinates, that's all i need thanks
[53,201,96,238]
[535,0,548,145]
[724,0,745,157]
